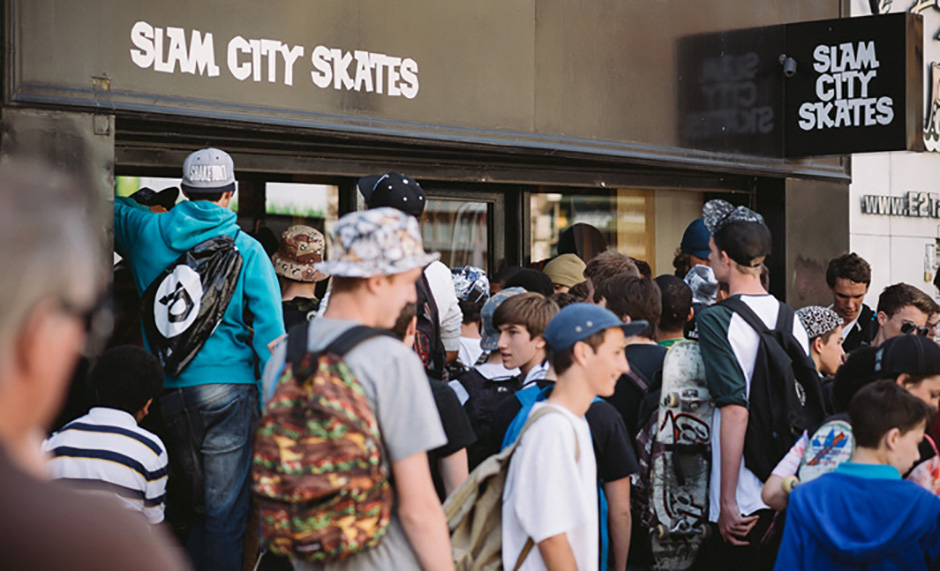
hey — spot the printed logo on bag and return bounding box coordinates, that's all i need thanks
[153,265,203,338]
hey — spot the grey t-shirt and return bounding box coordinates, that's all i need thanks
[263,318,447,571]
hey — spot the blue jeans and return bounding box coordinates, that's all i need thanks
[161,383,259,571]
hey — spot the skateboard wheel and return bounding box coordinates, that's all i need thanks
[655,524,667,540]
[782,476,799,494]
[663,393,680,407]
[699,524,711,539]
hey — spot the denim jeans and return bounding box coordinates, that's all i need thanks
[161,383,259,571]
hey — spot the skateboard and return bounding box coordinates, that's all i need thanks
[781,418,854,494]
[650,340,713,571]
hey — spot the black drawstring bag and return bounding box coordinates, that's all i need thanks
[140,234,243,377]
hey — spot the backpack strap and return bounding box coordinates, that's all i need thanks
[719,297,772,335]
[286,321,311,372]
[287,323,395,376]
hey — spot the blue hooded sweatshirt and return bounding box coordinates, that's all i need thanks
[775,462,940,570]
[114,196,284,389]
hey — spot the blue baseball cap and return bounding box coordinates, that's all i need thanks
[480,287,526,351]
[680,218,710,259]
[543,303,649,352]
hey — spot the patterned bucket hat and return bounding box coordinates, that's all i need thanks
[451,266,490,304]
[796,306,842,340]
[702,199,766,235]
[315,207,440,278]
[480,287,526,351]
[271,225,329,283]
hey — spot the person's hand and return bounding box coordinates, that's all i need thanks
[718,501,758,546]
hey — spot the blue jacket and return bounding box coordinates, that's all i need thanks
[114,197,284,389]
[776,462,940,570]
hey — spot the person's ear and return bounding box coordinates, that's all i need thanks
[884,426,902,451]
[687,307,695,323]
[534,334,546,351]
[572,340,591,367]
[141,398,153,417]
[895,373,911,387]
[877,311,889,327]
[364,274,387,295]
[811,336,825,355]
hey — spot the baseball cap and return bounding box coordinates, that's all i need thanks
[684,264,718,306]
[796,306,842,340]
[271,225,329,283]
[129,186,179,211]
[314,207,439,278]
[680,219,710,259]
[874,334,940,378]
[702,199,771,268]
[543,254,587,288]
[181,148,236,194]
[451,266,490,304]
[480,287,526,351]
[543,303,649,352]
[358,172,427,218]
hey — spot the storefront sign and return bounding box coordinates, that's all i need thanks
[784,13,923,156]
[860,191,940,217]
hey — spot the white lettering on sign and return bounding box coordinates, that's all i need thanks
[798,41,894,130]
[128,20,419,99]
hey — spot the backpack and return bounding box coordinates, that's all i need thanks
[252,323,396,563]
[444,406,578,571]
[454,368,523,470]
[140,233,243,377]
[414,269,447,380]
[719,298,826,482]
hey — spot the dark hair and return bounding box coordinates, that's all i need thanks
[492,293,559,339]
[654,275,692,333]
[759,264,770,291]
[551,292,579,309]
[557,223,608,263]
[503,268,554,297]
[583,250,640,286]
[568,281,590,302]
[182,190,226,203]
[877,283,936,317]
[594,275,661,339]
[391,302,417,342]
[833,346,878,412]
[673,250,693,279]
[331,276,364,293]
[849,380,932,449]
[631,258,652,279]
[826,253,872,287]
[493,265,523,288]
[550,330,606,376]
[91,346,164,416]
[459,300,483,326]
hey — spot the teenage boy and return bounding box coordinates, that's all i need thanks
[494,292,558,389]
[44,346,168,524]
[775,381,940,570]
[653,274,693,348]
[544,253,587,294]
[271,225,329,330]
[826,253,875,352]
[582,250,640,302]
[871,283,936,347]
[115,148,284,569]
[502,304,632,571]
[697,199,817,565]
[796,306,845,378]
[263,207,453,571]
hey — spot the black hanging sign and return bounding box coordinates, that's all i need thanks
[784,13,923,156]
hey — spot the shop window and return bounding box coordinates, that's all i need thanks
[422,198,489,270]
[264,183,339,246]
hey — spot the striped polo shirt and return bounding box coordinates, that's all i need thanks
[43,407,168,524]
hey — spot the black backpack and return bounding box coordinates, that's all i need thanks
[140,234,243,377]
[454,368,523,470]
[413,269,447,380]
[719,298,826,482]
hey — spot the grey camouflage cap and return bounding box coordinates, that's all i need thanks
[796,306,842,340]
[480,287,526,351]
[702,199,766,235]
[314,207,440,278]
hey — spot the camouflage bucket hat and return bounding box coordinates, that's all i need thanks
[480,287,526,351]
[315,207,440,278]
[271,225,329,283]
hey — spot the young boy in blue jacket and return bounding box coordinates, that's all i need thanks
[776,380,940,570]
[114,148,284,570]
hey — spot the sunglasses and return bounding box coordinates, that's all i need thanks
[901,321,930,337]
[60,293,115,357]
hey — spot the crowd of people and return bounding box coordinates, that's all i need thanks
[4,147,940,570]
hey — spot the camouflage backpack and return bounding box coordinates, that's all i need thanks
[252,323,395,562]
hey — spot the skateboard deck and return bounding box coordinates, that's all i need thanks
[650,341,713,571]
[782,418,854,493]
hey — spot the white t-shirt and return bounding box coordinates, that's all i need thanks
[458,336,483,369]
[502,402,598,571]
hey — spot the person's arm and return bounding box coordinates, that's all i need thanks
[392,452,455,571]
[425,262,463,353]
[437,448,469,498]
[761,475,788,511]
[603,477,631,571]
[242,244,286,376]
[537,533,577,571]
[113,196,154,258]
[762,432,808,511]
[718,404,758,545]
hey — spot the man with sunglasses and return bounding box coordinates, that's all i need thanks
[871,283,938,347]
[0,162,185,569]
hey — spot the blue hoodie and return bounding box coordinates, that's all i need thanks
[114,196,284,389]
[776,462,940,570]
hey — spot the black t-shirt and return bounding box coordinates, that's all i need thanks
[427,378,477,501]
[281,297,319,332]
[486,380,638,483]
[607,344,667,439]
